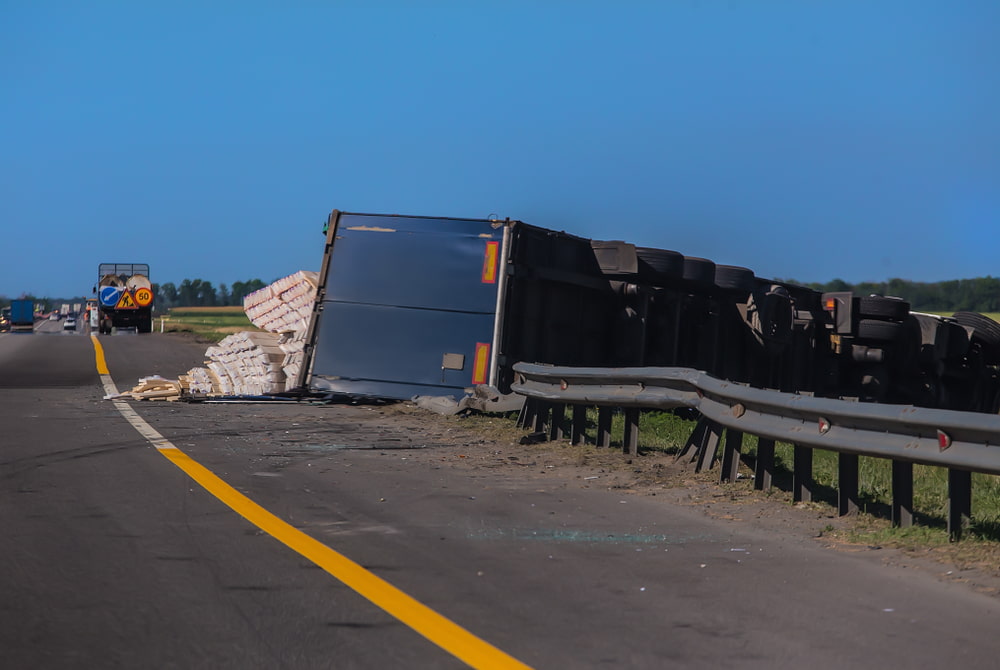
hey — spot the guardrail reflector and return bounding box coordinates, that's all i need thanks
[481,241,499,284]
[938,430,952,451]
[472,343,490,385]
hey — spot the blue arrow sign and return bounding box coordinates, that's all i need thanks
[99,285,121,307]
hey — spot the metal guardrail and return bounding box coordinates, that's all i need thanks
[511,362,1000,539]
[511,363,1000,474]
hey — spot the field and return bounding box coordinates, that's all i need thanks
[161,306,260,342]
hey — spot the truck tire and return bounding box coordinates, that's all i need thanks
[636,248,684,280]
[713,265,755,293]
[952,312,1000,362]
[857,319,903,342]
[682,256,716,287]
[857,296,909,321]
[952,312,1000,347]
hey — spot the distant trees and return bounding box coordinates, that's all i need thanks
[11,274,997,313]
[151,278,269,308]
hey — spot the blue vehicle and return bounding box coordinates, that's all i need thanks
[9,299,35,332]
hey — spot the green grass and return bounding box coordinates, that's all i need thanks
[161,306,259,342]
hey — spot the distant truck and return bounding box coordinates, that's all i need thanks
[60,304,70,317]
[94,263,154,334]
[10,299,35,332]
[85,298,99,330]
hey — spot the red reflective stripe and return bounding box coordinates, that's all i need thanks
[472,343,490,385]
[481,241,499,284]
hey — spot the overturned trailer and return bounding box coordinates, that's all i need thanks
[294,209,1000,414]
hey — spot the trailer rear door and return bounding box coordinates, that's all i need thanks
[308,212,504,400]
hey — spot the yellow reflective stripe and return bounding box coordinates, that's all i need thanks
[472,342,490,385]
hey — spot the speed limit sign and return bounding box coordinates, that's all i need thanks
[133,287,154,307]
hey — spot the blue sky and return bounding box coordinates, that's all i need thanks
[2,1,998,299]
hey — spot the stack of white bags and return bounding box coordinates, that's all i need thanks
[242,270,319,387]
[180,271,319,396]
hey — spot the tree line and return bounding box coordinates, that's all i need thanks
[790,276,1000,313]
[0,278,270,311]
[159,275,1000,313]
[151,278,269,309]
[5,275,999,313]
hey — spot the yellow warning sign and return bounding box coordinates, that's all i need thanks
[116,290,138,310]
[134,287,153,307]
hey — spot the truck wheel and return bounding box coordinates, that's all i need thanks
[681,256,716,287]
[953,312,1000,362]
[713,265,755,293]
[857,296,910,321]
[857,319,903,342]
[636,248,684,280]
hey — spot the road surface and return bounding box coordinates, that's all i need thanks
[1,328,999,668]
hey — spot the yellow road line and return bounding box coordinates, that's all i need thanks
[90,335,530,669]
[91,333,110,374]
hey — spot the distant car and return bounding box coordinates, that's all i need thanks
[49,313,59,321]
[63,317,77,331]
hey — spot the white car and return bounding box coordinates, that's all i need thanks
[63,317,77,331]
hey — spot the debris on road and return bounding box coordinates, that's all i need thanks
[105,376,183,401]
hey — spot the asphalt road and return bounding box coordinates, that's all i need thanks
[2,326,1000,669]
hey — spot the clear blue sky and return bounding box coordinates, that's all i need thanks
[3,1,998,299]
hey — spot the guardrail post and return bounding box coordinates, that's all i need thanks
[533,401,550,435]
[838,453,859,516]
[891,460,913,528]
[947,469,972,541]
[695,421,722,473]
[754,438,775,491]
[597,407,612,448]
[571,405,588,445]
[623,408,640,456]
[793,444,813,502]
[549,403,565,441]
[680,417,709,463]
[720,430,743,483]
[517,397,536,429]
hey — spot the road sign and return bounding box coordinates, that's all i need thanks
[115,291,138,310]
[133,287,153,307]
[99,286,121,307]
